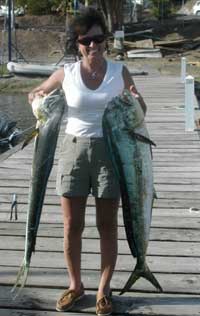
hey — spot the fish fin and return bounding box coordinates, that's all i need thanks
[119,262,163,295]
[129,131,156,147]
[119,267,140,295]
[153,188,158,199]
[11,260,29,299]
[21,128,39,150]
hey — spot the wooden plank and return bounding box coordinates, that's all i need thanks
[2,190,200,202]
[2,167,200,185]
[154,172,200,178]
[1,74,200,316]
[0,267,200,294]
[1,195,200,211]
[0,207,199,229]
[1,250,200,274]
[3,164,200,175]
[2,153,200,164]
[2,182,200,194]
[0,223,199,242]
[3,175,200,189]
[1,235,200,257]
[0,145,199,155]
[1,198,199,211]
[2,173,200,186]
[0,310,92,316]
[0,287,200,316]
[2,157,200,170]
[1,203,199,216]
[154,38,193,46]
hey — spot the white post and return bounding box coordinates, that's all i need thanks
[114,30,124,51]
[181,57,186,83]
[185,75,195,132]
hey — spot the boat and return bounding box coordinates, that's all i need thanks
[7,61,63,76]
[0,5,24,17]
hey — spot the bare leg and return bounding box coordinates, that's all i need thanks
[95,197,119,299]
[61,196,87,291]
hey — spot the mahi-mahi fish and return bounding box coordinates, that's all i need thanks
[12,89,65,295]
[102,90,163,295]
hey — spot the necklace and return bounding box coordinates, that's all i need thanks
[81,61,106,80]
[90,71,97,80]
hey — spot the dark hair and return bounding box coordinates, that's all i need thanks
[65,8,107,56]
[71,8,107,38]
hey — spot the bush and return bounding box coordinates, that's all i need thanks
[15,0,62,15]
[150,0,172,20]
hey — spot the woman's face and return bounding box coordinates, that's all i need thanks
[77,25,106,63]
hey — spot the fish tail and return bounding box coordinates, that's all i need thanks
[119,262,163,295]
[11,260,29,299]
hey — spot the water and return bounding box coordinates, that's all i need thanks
[0,94,36,130]
[0,94,36,155]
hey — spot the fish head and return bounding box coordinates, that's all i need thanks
[120,90,145,130]
[31,90,66,126]
[105,90,144,132]
[105,98,126,131]
[32,96,47,125]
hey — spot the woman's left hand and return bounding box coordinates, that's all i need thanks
[129,85,140,99]
[129,85,147,115]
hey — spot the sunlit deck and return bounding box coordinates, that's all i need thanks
[0,72,200,316]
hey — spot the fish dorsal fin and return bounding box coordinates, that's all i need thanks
[128,130,156,147]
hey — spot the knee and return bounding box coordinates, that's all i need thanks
[96,219,117,238]
[64,217,85,237]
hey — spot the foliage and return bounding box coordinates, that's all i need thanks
[14,0,123,32]
[98,0,123,32]
[14,0,96,15]
[15,0,62,15]
[150,0,173,20]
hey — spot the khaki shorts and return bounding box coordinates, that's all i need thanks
[56,134,120,198]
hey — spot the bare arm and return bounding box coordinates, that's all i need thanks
[122,66,147,115]
[28,67,65,104]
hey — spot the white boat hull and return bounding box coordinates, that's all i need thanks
[7,62,62,76]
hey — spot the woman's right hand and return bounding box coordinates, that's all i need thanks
[28,90,46,105]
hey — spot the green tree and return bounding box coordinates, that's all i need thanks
[15,0,124,31]
[15,0,62,15]
[150,0,172,20]
[98,0,123,32]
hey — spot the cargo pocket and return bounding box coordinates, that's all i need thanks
[56,136,76,195]
[58,136,76,175]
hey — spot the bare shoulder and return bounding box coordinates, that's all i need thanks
[122,65,131,78]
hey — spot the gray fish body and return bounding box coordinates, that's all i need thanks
[25,91,65,261]
[115,127,153,258]
[102,90,162,294]
[12,90,65,293]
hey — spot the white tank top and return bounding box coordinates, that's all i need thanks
[62,60,124,137]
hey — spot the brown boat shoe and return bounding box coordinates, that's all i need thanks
[96,292,113,316]
[56,284,85,312]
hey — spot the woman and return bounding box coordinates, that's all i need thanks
[28,8,147,316]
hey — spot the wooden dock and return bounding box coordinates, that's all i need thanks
[1,74,200,316]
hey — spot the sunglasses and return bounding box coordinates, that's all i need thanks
[77,34,105,46]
